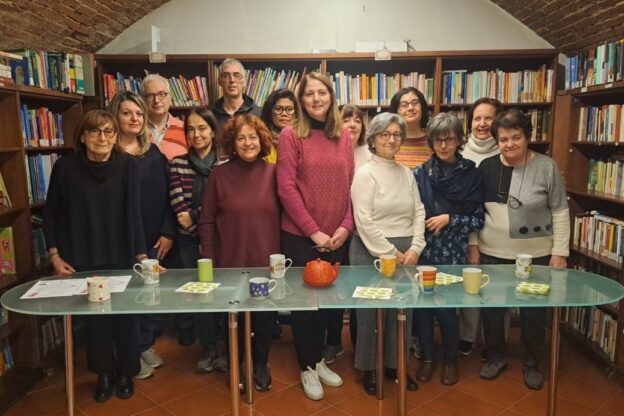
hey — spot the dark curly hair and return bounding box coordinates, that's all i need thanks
[221,115,273,159]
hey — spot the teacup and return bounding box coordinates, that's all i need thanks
[86,276,110,302]
[249,277,277,301]
[133,259,160,285]
[415,266,437,294]
[515,254,533,279]
[462,267,490,295]
[270,254,292,279]
[374,254,397,278]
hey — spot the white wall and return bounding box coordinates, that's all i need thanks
[99,0,552,54]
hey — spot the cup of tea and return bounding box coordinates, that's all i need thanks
[249,277,277,301]
[515,254,533,279]
[416,266,437,294]
[133,259,160,285]
[198,258,214,282]
[86,276,110,302]
[374,254,397,278]
[270,254,292,279]
[462,267,490,295]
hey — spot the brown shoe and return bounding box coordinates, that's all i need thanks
[416,360,434,382]
[441,362,459,386]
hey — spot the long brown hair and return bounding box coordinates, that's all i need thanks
[294,72,342,139]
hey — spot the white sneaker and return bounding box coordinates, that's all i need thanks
[301,368,324,400]
[315,359,343,387]
[134,357,155,380]
[141,348,164,368]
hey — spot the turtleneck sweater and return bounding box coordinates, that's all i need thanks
[460,134,499,167]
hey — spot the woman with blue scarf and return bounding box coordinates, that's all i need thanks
[413,113,484,386]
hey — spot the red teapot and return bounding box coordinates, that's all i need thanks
[303,258,340,287]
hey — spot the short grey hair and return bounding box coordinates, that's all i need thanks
[219,58,245,74]
[141,73,169,94]
[426,112,465,150]
[365,112,407,153]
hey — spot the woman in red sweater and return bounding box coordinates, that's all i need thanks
[198,115,279,392]
[276,72,354,401]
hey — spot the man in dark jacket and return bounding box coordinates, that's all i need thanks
[212,58,261,126]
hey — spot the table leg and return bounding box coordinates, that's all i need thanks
[244,311,253,404]
[228,312,240,416]
[397,309,406,416]
[376,309,384,400]
[547,307,561,416]
[63,315,74,416]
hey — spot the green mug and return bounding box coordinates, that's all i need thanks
[198,259,213,282]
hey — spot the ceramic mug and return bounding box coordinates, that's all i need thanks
[86,276,110,302]
[249,277,277,301]
[270,254,292,279]
[462,267,491,295]
[374,254,397,278]
[515,254,533,279]
[133,259,160,285]
[415,266,437,294]
[198,258,213,282]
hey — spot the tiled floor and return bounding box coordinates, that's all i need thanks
[5,323,624,416]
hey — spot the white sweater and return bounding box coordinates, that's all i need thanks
[351,154,426,257]
[461,134,499,166]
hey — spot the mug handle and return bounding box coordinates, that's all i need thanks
[414,272,424,292]
[284,258,293,271]
[134,292,145,303]
[285,282,293,296]
[480,274,491,289]
[374,259,381,272]
[133,263,145,279]
[268,279,278,293]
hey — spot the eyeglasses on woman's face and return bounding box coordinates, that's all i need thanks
[377,131,403,142]
[433,136,457,147]
[272,106,295,115]
[86,128,116,138]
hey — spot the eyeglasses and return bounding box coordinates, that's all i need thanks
[220,72,244,81]
[378,131,403,141]
[144,91,169,102]
[86,128,116,138]
[273,106,295,115]
[433,137,457,147]
[398,99,420,109]
[497,192,523,209]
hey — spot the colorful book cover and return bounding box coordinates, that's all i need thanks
[0,172,10,209]
[0,227,16,275]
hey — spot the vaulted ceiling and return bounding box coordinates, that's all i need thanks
[0,0,623,54]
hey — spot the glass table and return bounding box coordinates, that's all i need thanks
[2,265,623,416]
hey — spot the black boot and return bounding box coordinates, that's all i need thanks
[94,373,114,402]
[363,370,377,395]
[115,375,134,399]
[254,363,272,392]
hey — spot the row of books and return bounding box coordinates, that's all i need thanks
[573,211,624,264]
[565,39,624,89]
[244,68,304,107]
[587,157,624,197]
[0,340,15,376]
[577,104,624,143]
[330,71,434,107]
[102,72,209,108]
[41,317,63,358]
[25,153,61,204]
[1,50,91,94]
[0,227,16,275]
[562,306,618,361]
[20,105,64,147]
[441,66,554,105]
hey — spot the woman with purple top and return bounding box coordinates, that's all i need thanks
[277,72,354,401]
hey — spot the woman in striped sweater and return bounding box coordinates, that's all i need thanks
[168,108,221,373]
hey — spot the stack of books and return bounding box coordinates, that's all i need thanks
[586,157,624,196]
[20,105,64,147]
[25,153,62,204]
[562,306,618,360]
[577,104,624,142]
[565,39,624,89]
[573,211,624,263]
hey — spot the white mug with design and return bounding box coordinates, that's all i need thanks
[515,254,533,279]
[269,254,292,279]
[133,258,160,285]
[86,276,111,302]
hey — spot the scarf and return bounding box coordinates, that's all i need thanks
[188,148,217,209]
[415,153,483,216]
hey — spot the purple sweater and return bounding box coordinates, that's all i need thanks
[276,126,354,237]
[197,157,280,268]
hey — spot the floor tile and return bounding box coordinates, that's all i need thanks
[134,364,211,404]
[421,389,505,416]
[210,370,291,400]
[133,406,176,416]
[455,374,531,407]
[162,386,231,416]
[310,407,352,416]
[332,386,417,416]
[555,372,620,409]
[218,405,265,416]
[252,385,330,416]
[77,390,159,416]
[511,389,596,416]
[595,387,624,415]
[3,386,66,416]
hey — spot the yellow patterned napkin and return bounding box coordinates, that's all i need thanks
[515,282,550,295]
[435,272,463,286]
[175,282,221,294]
[353,286,393,300]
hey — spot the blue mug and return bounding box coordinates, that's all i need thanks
[249,277,277,301]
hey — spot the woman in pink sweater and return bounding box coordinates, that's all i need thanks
[277,72,354,401]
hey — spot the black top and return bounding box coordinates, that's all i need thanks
[212,94,262,127]
[479,155,513,204]
[44,151,146,271]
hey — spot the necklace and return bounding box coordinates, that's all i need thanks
[497,151,528,209]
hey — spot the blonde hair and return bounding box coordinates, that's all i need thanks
[107,91,151,156]
[294,72,342,139]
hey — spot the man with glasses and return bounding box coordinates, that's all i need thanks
[142,74,188,161]
[212,58,261,127]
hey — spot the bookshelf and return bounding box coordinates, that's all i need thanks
[553,60,624,383]
[0,81,82,411]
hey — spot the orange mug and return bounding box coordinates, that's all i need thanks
[416,266,437,294]
[374,254,397,277]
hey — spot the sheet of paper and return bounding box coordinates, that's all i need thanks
[73,275,132,295]
[175,282,221,294]
[20,279,84,299]
[352,286,393,300]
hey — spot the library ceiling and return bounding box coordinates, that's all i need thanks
[0,0,622,54]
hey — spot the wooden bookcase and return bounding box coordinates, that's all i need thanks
[0,82,82,412]
[553,80,624,384]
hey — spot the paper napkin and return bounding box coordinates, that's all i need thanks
[352,286,393,300]
[516,281,550,295]
[175,282,221,294]
[435,272,463,286]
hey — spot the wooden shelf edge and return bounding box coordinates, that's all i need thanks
[0,147,21,153]
[25,146,72,152]
[567,188,624,204]
[571,246,623,270]
[571,141,623,147]
[0,366,46,415]
[0,83,83,101]
[440,102,552,108]
[560,325,615,371]
[560,79,624,97]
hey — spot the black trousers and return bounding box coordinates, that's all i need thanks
[86,315,140,377]
[281,231,349,370]
[480,253,549,367]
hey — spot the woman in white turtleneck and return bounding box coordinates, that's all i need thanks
[459,97,503,357]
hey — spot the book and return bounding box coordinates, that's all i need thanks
[0,227,16,275]
[0,172,10,209]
